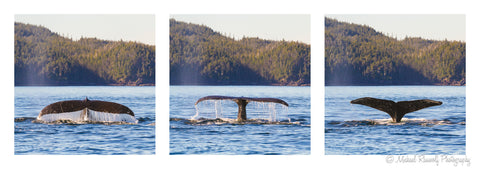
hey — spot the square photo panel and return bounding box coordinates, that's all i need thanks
[169,14,311,155]
[14,14,155,155]
[324,14,465,155]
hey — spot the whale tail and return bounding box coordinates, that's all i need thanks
[351,97,442,122]
[38,97,136,123]
[195,95,289,122]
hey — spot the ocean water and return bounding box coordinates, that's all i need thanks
[14,86,155,155]
[170,86,310,155]
[325,86,465,155]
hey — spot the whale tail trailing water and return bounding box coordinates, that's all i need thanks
[38,97,137,123]
[350,97,442,122]
[195,95,289,122]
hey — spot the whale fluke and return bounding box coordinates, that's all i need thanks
[38,97,136,123]
[351,97,442,122]
[195,95,289,121]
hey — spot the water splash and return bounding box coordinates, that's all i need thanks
[193,100,289,122]
[250,102,290,122]
[16,116,146,125]
[171,118,299,126]
[37,110,85,122]
[193,100,235,120]
[32,119,137,125]
[214,100,223,118]
[329,118,462,127]
[88,110,137,123]
[37,109,137,124]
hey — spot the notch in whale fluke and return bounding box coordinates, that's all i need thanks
[351,97,442,122]
[195,95,289,121]
[38,97,136,123]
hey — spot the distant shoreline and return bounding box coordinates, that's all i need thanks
[169,82,310,86]
[325,84,465,86]
[14,83,155,87]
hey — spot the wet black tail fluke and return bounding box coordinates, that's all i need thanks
[351,97,442,122]
[38,97,136,123]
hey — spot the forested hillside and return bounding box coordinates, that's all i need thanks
[325,18,465,86]
[170,19,310,85]
[15,22,155,86]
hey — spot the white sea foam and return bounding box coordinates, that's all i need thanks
[341,118,456,126]
[185,118,298,125]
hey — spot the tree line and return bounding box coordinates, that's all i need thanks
[15,22,155,86]
[170,19,311,85]
[325,17,465,85]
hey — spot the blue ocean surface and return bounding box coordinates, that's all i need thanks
[325,86,465,155]
[170,86,310,155]
[14,86,155,155]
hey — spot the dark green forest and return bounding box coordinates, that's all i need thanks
[14,22,155,86]
[325,18,465,86]
[170,19,310,85]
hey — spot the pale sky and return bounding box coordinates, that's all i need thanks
[326,14,465,42]
[170,14,311,44]
[15,14,155,45]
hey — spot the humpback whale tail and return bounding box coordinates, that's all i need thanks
[195,95,289,122]
[351,97,442,122]
[38,97,137,123]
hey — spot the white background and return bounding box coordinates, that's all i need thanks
[1,0,478,169]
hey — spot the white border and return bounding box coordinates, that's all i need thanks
[1,0,478,169]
